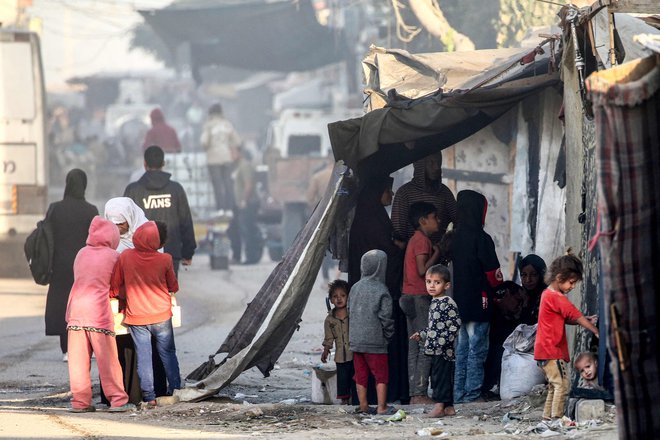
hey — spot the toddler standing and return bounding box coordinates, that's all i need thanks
[410,265,461,417]
[534,252,598,420]
[349,250,395,415]
[321,280,354,404]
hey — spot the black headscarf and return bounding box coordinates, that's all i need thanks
[518,254,547,325]
[519,254,547,282]
[348,175,398,288]
[63,169,87,200]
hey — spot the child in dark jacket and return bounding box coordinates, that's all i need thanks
[410,264,461,418]
[110,221,180,408]
[321,280,354,404]
[450,190,502,403]
[349,250,395,415]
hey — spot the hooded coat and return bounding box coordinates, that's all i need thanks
[142,108,181,153]
[45,169,98,336]
[348,250,395,354]
[391,156,457,243]
[451,190,501,323]
[123,172,197,261]
[65,217,120,332]
[110,221,179,326]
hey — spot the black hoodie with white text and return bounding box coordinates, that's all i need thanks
[124,170,196,261]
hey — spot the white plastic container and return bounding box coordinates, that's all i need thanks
[311,364,341,404]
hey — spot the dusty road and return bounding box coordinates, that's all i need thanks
[0,256,618,439]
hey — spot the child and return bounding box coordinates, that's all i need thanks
[65,216,134,412]
[451,189,502,403]
[534,252,598,420]
[349,250,395,415]
[111,220,181,408]
[321,279,354,404]
[410,265,461,417]
[401,201,441,404]
[574,352,601,390]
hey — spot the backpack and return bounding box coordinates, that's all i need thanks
[24,207,55,285]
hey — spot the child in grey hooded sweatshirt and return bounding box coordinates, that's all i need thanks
[349,249,396,415]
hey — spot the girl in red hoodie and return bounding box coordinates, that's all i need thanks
[110,221,180,407]
[65,216,134,412]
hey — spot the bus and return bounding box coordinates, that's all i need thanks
[0,27,47,277]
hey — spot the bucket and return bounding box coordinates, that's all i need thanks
[311,365,340,405]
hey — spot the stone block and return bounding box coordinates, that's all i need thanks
[575,399,605,422]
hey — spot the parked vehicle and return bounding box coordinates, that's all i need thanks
[262,107,361,260]
[0,28,47,277]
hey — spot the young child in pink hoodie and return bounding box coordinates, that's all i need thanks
[65,216,135,413]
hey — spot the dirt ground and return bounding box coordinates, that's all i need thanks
[0,256,619,439]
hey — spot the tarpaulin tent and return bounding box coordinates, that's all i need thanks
[327,42,560,179]
[139,0,347,73]
[178,41,562,402]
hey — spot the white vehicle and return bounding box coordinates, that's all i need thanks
[266,108,361,158]
[263,107,361,256]
[0,28,47,276]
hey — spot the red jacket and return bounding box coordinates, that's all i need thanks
[142,108,182,153]
[534,288,583,362]
[110,221,178,325]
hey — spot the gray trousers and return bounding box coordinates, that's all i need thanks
[399,294,432,396]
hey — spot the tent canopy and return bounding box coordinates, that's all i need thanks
[328,43,560,177]
[139,0,347,72]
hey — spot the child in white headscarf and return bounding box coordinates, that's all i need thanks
[104,197,149,253]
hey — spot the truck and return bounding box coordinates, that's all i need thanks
[0,28,48,277]
[263,107,361,260]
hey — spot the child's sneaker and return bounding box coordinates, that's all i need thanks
[109,403,136,412]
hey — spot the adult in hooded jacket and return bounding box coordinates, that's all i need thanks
[142,108,181,153]
[44,169,98,360]
[124,146,196,275]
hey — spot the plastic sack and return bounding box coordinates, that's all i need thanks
[499,324,546,400]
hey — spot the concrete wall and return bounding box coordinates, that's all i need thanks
[561,37,600,356]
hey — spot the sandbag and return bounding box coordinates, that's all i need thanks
[499,324,546,400]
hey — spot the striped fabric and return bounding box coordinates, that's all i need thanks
[586,56,660,440]
[391,159,457,243]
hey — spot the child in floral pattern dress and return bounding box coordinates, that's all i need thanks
[411,264,461,417]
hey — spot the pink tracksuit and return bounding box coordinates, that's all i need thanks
[65,216,128,410]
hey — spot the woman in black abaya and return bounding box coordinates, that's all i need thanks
[348,176,409,403]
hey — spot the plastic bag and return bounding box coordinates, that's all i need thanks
[499,324,546,400]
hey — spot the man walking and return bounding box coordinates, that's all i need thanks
[124,146,196,275]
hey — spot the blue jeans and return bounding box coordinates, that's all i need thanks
[129,320,181,402]
[454,321,489,403]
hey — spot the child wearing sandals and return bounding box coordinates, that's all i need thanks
[348,249,396,415]
[410,264,461,417]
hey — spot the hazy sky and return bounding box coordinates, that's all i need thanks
[27,0,172,89]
